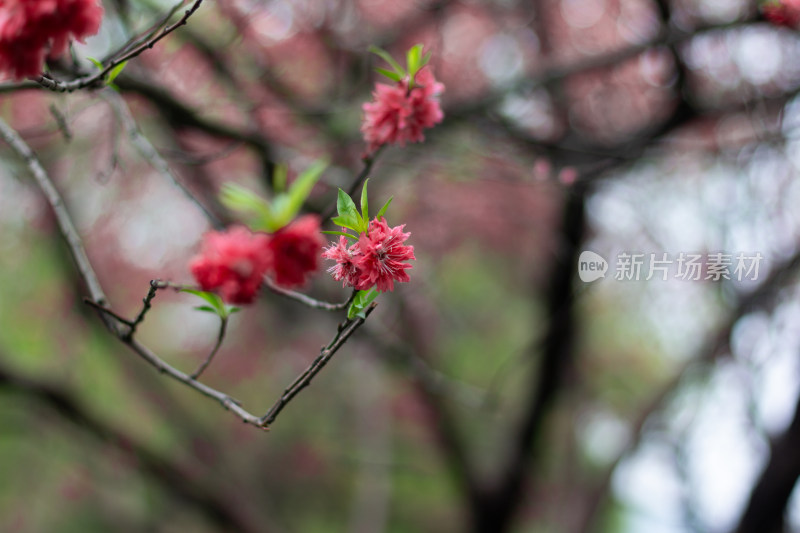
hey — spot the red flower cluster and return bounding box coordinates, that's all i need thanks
[361,66,444,155]
[268,215,325,289]
[762,0,800,27]
[190,216,324,304]
[0,0,104,80]
[323,217,415,292]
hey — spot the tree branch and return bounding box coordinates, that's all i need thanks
[578,249,800,532]
[0,117,107,305]
[34,0,207,93]
[259,303,377,428]
[263,277,355,311]
[190,315,228,380]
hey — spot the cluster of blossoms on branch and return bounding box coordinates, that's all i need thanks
[191,216,323,304]
[323,217,415,292]
[362,66,444,155]
[188,46,438,309]
[0,0,103,80]
[361,45,444,155]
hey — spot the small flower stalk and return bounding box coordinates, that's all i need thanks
[361,44,444,155]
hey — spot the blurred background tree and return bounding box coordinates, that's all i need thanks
[1,0,800,532]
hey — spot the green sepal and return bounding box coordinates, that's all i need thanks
[347,289,378,319]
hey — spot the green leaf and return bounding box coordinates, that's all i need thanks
[335,188,364,232]
[182,289,227,317]
[281,159,327,224]
[360,179,369,222]
[322,230,358,240]
[347,289,378,319]
[330,216,360,233]
[368,45,404,76]
[375,67,403,82]
[87,57,103,70]
[219,184,276,231]
[273,164,288,193]
[226,306,241,314]
[107,61,128,84]
[407,44,423,79]
[421,51,432,68]
[194,305,217,313]
[376,196,393,219]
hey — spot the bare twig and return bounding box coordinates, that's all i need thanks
[102,89,223,229]
[0,117,107,305]
[190,316,228,379]
[0,117,263,427]
[129,279,169,334]
[0,119,373,428]
[34,0,206,93]
[83,299,134,326]
[259,303,377,427]
[83,279,168,335]
[103,1,185,65]
[264,277,355,311]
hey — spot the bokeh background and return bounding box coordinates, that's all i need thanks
[2,0,800,532]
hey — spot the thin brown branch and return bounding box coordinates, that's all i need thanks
[129,279,169,335]
[34,0,206,93]
[103,0,185,65]
[263,277,355,311]
[83,299,134,327]
[259,303,377,428]
[190,316,228,379]
[0,117,265,426]
[0,117,107,305]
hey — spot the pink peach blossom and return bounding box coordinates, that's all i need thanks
[361,66,444,155]
[267,215,324,289]
[0,0,104,80]
[190,226,272,304]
